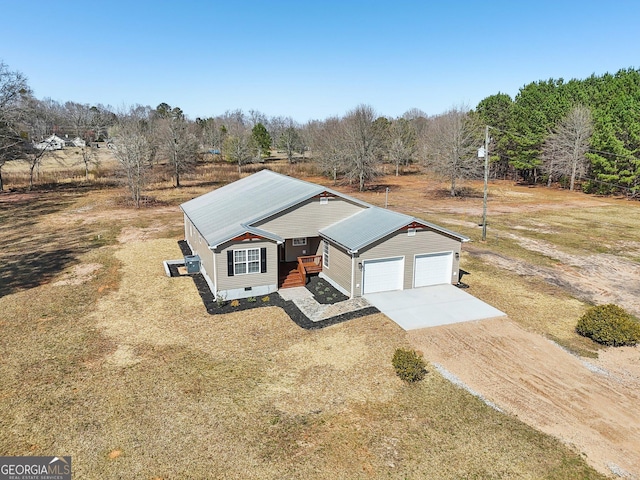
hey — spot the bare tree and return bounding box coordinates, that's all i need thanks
[221,109,247,133]
[342,104,382,191]
[307,117,345,184]
[0,61,31,191]
[90,104,116,142]
[21,98,60,190]
[223,132,255,174]
[155,104,198,187]
[111,109,153,207]
[196,116,226,154]
[423,105,483,196]
[388,118,417,176]
[277,118,303,164]
[542,105,593,191]
[248,109,267,128]
[64,101,100,180]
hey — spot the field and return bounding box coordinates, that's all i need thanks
[1,151,638,478]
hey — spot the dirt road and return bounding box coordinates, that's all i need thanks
[409,318,640,478]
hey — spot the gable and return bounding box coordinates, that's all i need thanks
[252,195,365,239]
[181,169,468,252]
[320,207,469,253]
[180,170,369,248]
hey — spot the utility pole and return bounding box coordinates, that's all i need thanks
[482,125,490,241]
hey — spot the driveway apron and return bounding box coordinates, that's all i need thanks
[364,284,505,330]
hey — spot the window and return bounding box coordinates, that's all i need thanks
[323,241,329,268]
[227,247,267,276]
[407,228,416,237]
[234,248,260,275]
[319,197,328,205]
[292,237,307,246]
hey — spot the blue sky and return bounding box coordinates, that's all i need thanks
[2,1,639,122]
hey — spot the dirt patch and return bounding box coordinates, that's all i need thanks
[117,225,167,243]
[467,233,640,316]
[105,344,141,368]
[52,263,102,286]
[410,318,640,478]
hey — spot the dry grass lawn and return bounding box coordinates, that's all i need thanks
[0,164,617,479]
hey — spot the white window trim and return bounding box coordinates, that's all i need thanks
[234,248,261,275]
[319,197,329,205]
[292,237,307,246]
[323,241,329,268]
[407,228,416,237]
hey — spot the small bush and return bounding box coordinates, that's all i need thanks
[261,296,270,303]
[247,296,256,303]
[215,293,227,308]
[392,348,427,383]
[576,304,640,346]
[230,299,240,308]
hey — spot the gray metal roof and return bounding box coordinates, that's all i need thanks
[319,207,410,252]
[320,207,470,252]
[181,169,469,250]
[180,170,363,248]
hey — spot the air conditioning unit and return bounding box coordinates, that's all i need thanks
[184,255,201,274]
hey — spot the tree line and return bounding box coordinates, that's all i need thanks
[477,68,640,196]
[2,59,639,203]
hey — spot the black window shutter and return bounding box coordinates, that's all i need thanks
[260,247,267,273]
[227,250,234,276]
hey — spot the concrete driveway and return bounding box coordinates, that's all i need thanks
[365,284,505,330]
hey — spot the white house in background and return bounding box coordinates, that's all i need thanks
[33,134,65,150]
[181,169,470,301]
[65,135,86,148]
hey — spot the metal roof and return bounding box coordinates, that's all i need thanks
[319,207,468,252]
[180,170,364,248]
[319,207,411,252]
[181,169,469,250]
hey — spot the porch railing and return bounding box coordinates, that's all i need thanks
[297,255,323,277]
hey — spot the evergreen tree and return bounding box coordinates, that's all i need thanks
[251,122,271,159]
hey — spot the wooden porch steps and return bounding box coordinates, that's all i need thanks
[278,255,323,289]
[279,265,305,288]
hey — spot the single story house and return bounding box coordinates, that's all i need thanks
[33,134,65,150]
[180,170,469,300]
[65,136,86,148]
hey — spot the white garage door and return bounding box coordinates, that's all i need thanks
[414,252,453,287]
[363,257,404,294]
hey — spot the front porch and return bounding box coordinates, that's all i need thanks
[278,255,323,288]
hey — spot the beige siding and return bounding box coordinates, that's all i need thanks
[323,241,353,294]
[215,239,278,290]
[355,228,462,295]
[283,237,321,262]
[184,214,215,288]
[254,197,364,238]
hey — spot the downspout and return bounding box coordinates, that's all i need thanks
[350,254,356,299]
[211,245,218,297]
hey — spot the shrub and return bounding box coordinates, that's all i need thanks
[261,296,270,303]
[392,348,427,383]
[247,296,257,303]
[215,293,227,308]
[230,299,240,308]
[576,304,640,346]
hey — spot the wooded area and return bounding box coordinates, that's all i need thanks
[1,59,639,200]
[477,68,640,195]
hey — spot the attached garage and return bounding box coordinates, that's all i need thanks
[414,251,453,287]
[362,256,404,294]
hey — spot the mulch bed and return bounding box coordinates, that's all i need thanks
[305,275,348,304]
[175,240,378,330]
